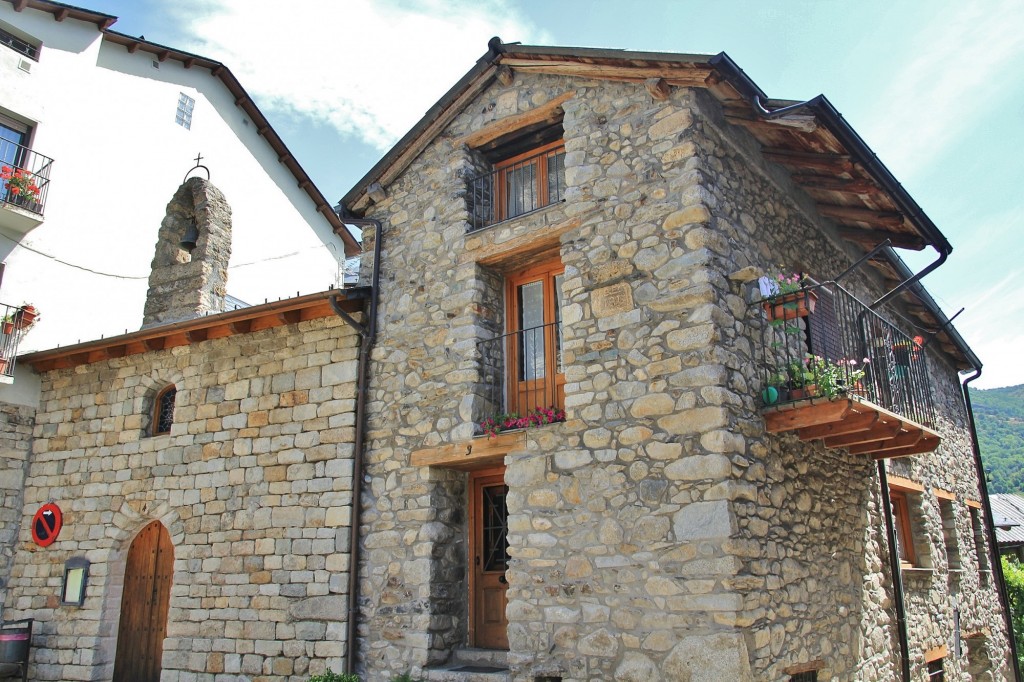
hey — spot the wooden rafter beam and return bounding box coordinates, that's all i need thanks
[817,205,905,228]
[229,320,252,334]
[823,419,903,448]
[185,329,208,343]
[457,91,574,149]
[791,175,880,195]
[496,59,714,85]
[837,227,926,251]
[645,77,670,101]
[762,149,854,173]
[797,411,879,440]
[277,310,301,325]
[872,434,941,459]
[763,400,852,433]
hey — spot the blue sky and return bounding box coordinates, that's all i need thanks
[84,0,1024,389]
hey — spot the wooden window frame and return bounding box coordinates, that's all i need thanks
[890,489,918,567]
[152,385,176,436]
[506,259,565,415]
[493,139,565,224]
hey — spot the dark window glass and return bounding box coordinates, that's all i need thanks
[154,387,176,435]
[927,659,944,681]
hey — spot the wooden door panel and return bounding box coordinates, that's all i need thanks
[470,470,509,650]
[113,521,173,682]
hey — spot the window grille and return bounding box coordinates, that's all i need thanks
[154,386,176,435]
[0,26,39,61]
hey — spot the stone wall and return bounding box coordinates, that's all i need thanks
[0,403,34,621]
[143,177,233,328]
[356,65,1010,682]
[688,88,1012,680]
[3,314,360,682]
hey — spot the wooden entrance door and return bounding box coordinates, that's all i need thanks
[469,469,509,650]
[113,521,174,682]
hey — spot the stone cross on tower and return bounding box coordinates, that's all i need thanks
[142,176,232,328]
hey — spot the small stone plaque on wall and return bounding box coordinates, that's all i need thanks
[592,282,634,318]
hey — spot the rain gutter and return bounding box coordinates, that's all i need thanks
[329,216,382,677]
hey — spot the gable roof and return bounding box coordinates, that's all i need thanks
[340,38,977,371]
[3,0,361,256]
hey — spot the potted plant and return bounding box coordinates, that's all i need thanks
[805,355,869,399]
[479,406,566,438]
[761,372,790,405]
[1,166,41,207]
[760,271,817,321]
[785,358,816,399]
[2,314,14,335]
[15,304,38,329]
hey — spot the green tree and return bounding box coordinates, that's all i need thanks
[1001,556,1024,670]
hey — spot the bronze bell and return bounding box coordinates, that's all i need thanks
[180,219,199,252]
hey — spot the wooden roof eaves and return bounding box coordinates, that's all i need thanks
[5,0,115,29]
[20,288,369,373]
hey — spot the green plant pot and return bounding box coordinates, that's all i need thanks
[761,386,779,405]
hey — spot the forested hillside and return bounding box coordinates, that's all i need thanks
[972,384,1024,494]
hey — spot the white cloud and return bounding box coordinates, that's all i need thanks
[167,0,549,150]
[860,0,1024,179]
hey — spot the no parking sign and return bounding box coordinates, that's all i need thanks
[31,503,62,547]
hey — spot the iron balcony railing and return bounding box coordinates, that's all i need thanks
[0,302,36,379]
[478,321,564,418]
[1,138,53,216]
[467,147,566,232]
[757,280,936,427]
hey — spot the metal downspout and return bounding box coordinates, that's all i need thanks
[963,367,1022,681]
[330,217,382,677]
[869,246,948,312]
[878,461,912,682]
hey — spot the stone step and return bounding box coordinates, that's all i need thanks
[422,664,510,682]
[452,648,508,668]
[423,648,510,682]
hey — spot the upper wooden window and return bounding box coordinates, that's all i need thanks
[467,122,566,231]
[506,260,565,415]
[153,385,176,435]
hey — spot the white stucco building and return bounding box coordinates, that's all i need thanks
[0,0,358,385]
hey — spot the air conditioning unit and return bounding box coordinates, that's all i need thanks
[17,58,32,73]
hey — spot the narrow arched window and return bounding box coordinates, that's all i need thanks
[153,385,176,435]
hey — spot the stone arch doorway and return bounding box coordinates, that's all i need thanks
[112,520,174,682]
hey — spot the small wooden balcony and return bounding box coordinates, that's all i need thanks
[756,280,941,459]
[763,395,940,459]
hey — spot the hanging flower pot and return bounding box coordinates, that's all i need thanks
[15,305,37,329]
[763,290,817,322]
[0,358,8,375]
[2,320,13,335]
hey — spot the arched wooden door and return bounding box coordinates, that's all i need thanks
[113,521,174,682]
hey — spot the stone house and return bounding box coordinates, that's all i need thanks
[0,36,1014,682]
[336,40,1015,681]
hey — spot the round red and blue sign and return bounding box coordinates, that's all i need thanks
[31,503,62,547]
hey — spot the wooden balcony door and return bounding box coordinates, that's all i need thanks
[113,521,174,682]
[469,468,509,650]
[507,261,565,416]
